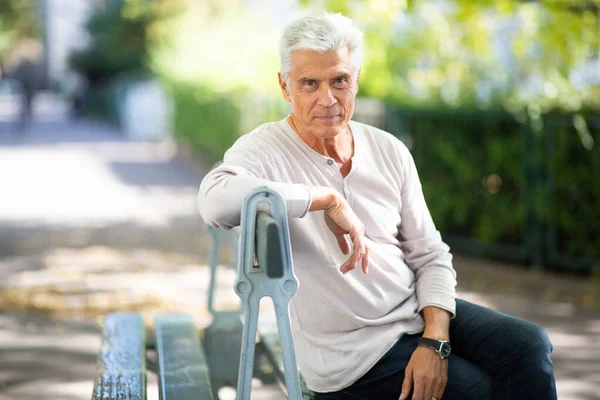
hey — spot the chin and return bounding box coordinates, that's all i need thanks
[316,126,344,138]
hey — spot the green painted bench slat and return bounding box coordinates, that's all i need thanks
[92,312,146,400]
[155,314,214,400]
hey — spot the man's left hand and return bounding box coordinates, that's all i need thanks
[399,346,448,400]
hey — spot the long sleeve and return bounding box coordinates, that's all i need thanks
[197,129,312,230]
[397,145,457,317]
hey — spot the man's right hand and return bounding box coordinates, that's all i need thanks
[309,187,369,274]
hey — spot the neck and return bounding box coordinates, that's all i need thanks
[287,115,354,163]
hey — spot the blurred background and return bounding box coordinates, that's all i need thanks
[0,0,599,399]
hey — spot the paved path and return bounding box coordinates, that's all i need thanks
[0,94,599,400]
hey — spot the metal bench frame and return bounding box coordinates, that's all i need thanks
[235,187,302,400]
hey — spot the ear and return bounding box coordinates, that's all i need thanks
[356,68,361,86]
[278,72,292,103]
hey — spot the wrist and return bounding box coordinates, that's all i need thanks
[422,306,451,341]
[418,337,452,359]
[308,187,340,211]
[422,330,450,341]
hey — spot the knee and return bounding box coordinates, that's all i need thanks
[517,321,553,360]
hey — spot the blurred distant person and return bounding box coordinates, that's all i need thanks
[11,59,38,132]
[198,12,557,400]
[65,71,87,119]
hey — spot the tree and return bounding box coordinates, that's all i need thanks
[299,0,600,112]
[69,0,183,85]
[0,0,40,65]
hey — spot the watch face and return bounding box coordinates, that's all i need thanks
[440,342,452,359]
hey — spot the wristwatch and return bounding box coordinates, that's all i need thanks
[417,337,452,360]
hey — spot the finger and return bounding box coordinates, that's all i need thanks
[411,374,425,400]
[339,259,356,274]
[399,368,413,400]
[362,245,369,274]
[336,234,350,255]
[341,252,360,274]
[422,381,434,400]
[434,371,448,400]
[340,237,363,274]
[350,232,364,264]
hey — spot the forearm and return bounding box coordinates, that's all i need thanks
[422,306,451,341]
[198,171,311,229]
[398,142,457,316]
[406,238,457,317]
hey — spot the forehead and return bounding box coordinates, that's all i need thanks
[290,48,354,79]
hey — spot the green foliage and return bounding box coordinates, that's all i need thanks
[150,1,281,96]
[150,1,286,161]
[301,0,600,114]
[169,82,241,167]
[70,0,181,85]
[403,111,524,245]
[397,109,600,265]
[0,0,39,63]
[167,79,289,168]
[549,115,600,259]
[70,1,147,84]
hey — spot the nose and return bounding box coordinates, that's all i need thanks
[317,84,337,108]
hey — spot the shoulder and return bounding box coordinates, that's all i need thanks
[223,119,293,169]
[250,120,285,139]
[230,120,288,150]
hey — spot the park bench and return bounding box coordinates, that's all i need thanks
[91,187,312,399]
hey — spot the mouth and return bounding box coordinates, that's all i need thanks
[314,115,339,120]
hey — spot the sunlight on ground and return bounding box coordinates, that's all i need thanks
[0,143,195,226]
[0,93,196,227]
[0,246,245,326]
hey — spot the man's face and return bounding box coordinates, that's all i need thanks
[279,47,359,139]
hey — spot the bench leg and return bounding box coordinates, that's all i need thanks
[236,295,260,400]
[274,298,303,399]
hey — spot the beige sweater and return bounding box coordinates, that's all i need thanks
[198,117,457,392]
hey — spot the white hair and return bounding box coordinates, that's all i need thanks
[279,12,364,83]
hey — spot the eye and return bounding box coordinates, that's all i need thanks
[302,80,318,91]
[333,77,349,88]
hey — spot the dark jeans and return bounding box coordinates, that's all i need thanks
[313,299,557,400]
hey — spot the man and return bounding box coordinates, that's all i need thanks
[198,12,556,400]
[10,59,38,132]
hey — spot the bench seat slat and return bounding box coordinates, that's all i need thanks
[155,314,214,400]
[92,313,146,400]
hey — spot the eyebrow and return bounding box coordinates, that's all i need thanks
[297,73,352,84]
[331,73,351,81]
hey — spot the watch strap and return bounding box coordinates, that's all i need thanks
[418,337,445,351]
